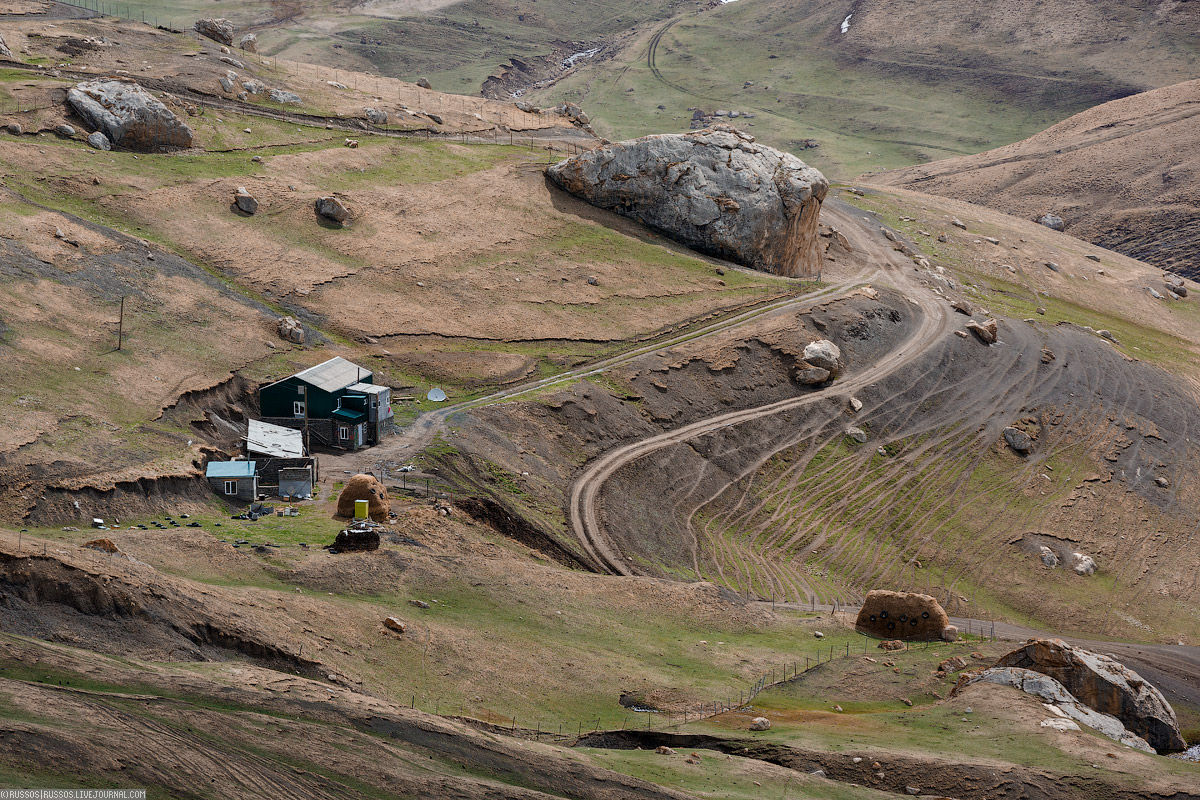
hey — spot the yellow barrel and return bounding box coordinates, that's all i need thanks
[354,499,369,520]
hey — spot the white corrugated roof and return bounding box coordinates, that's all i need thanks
[294,357,371,393]
[246,419,305,458]
[347,382,388,394]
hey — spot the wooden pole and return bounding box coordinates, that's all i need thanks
[117,295,125,350]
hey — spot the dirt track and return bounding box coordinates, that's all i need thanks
[567,201,950,574]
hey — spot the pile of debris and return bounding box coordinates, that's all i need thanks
[326,520,382,553]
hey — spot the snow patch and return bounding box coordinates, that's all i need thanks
[841,13,853,34]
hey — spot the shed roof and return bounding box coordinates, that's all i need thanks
[246,419,305,458]
[347,382,388,395]
[205,460,257,479]
[293,357,371,393]
[332,407,367,423]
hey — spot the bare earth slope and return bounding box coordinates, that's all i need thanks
[872,79,1200,279]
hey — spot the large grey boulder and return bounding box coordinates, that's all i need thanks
[966,318,998,344]
[546,126,828,277]
[958,667,1153,752]
[802,340,842,375]
[234,187,258,215]
[269,88,301,105]
[1003,426,1033,454]
[195,18,234,46]
[364,107,388,125]
[67,80,193,151]
[86,131,111,151]
[0,33,12,59]
[1037,213,1065,232]
[239,33,258,53]
[991,639,1185,752]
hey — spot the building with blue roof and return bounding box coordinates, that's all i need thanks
[205,460,258,501]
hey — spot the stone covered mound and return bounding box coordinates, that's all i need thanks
[546,126,828,278]
[992,638,1185,753]
[855,590,951,641]
[336,474,389,521]
[67,79,193,151]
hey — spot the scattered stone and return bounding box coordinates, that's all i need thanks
[937,656,968,673]
[586,275,599,286]
[219,55,244,69]
[86,131,111,150]
[409,599,431,609]
[1097,329,1116,342]
[655,746,675,755]
[0,33,10,59]
[243,79,265,94]
[269,89,302,105]
[4,122,22,136]
[1039,545,1059,568]
[277,316,303,344]
[68,79,194,150]
[54,124,76,137]
[810,769,825,778]
[1003,426,1034,454]
[234,186,258,214]
[1155,476,1170,488]
[951,298,974,316]
[251,155,263,163]
[315,196,351,223]
[941,625,958,642]
[814,631,825,639]
[194,18,235,46]
[1036,307,1046,315]
[383,616,406,634]
[984,236,1000,245]
[749,717,771,731]
[794,365,830,385]
[849,397,862,412]
[1042,717,1082,731]
[1086,254,1101,262]
[416,78,432,89]
[220,75,235,93]
[1148,287,1164,299]
[954,330,968,338]
[1045,261,1060,272]
[845,426,868,444]
[364,107,388,125]
[966,318,998,345]
[426,113,443,125]
[1071,553,1097,576]
[546,126,828,277]
[1038,214,1065,231]
[878,640,905,652]
[951,218,966,230]
[900,697,913,707]
[82,538,120,554]
[239,33,258,53]
[905,787,921,796]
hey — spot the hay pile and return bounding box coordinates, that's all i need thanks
[336,474,389,521]
[855,590,952,641]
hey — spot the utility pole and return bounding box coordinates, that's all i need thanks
[302,384,310,454]
[116,296,125,350]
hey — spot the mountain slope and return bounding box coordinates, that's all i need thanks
[872,79,1200,279]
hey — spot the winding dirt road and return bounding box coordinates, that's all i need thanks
[567,201,951,574]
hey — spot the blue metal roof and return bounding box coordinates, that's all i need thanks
[205,460,257,479]
[332,408,366,423]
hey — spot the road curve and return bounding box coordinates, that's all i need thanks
[568,202,951,574]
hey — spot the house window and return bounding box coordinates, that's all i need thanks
[339,426,349,441]
[294,401,305,418]
[224,480,237,495]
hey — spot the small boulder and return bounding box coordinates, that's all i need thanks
[878,640,905,651]
[1071,553,1096,576]
[277,316,304,344]
[239,33,258,53]
[364,107,388,125]
[803,340,842,374]
[1045,261,1061,272]
[814,631,825,639]
[409,599,431,609]
[87,131,111,151]
[749,717,771,731]
[243,80,265,95]
[0,33,11,59]
[655,745,675,755]
[1039,546,1059,568]
[315,196,351,223]
[55,124,76,137]
[951,298,974,316]
[794,365,830,385]
[82,538,121,554]
[1003,426,1033,454]
[941,625,958,642]
[1038,214,1065,231]
[416,77,432,89]
[951,218,967,230]
[234,186,258,214]
[966,318,998,344]
[845,426,867,443]
[194,18,235,46]
[383,616,406,634]
[269,89,302,105]
[1086,254,1101,263]
[426,113,443,125]
[4,122,22,136]
[937,656,968,673]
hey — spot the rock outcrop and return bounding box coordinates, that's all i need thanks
[239,33,258,53]
[966,318,998,344]
[855,590,953,641]
[956,667,1154,752]
[269,89,301,105]
[1037,213,1065,231]
[0,33,12,59]
[991,639,1185,752]
[194,18,234,46]
[546,126,828,277]
[277,316,303,344]
[67,80,193,151]
[364,107,388,125]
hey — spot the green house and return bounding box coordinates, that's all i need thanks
[258,357,390,450]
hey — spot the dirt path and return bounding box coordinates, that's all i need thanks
[567,201,951,574]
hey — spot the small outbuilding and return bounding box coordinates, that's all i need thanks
[245,419,316,498]
[205,460,257,501]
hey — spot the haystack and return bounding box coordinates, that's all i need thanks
[336,474,389,521]
[855,590,952,641]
